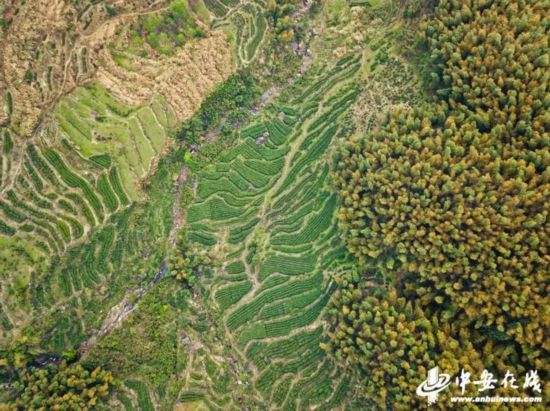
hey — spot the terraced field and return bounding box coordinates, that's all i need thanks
[0,85,175,252]
[33,142,191,356]
[54,84,178,196]
[0,79,183,345]
[0,0,260,383]
[184,53,363,408]
[206,0,268,65]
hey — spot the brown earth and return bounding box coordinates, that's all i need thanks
[95,30,233,121]
[0,0,234,136]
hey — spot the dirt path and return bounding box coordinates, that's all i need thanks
[79,164,189,356]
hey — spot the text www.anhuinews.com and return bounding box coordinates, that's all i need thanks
[451,396,542,403]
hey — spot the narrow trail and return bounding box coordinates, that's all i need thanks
[79,164,189,357]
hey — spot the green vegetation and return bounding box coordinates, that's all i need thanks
[177,70,260,143]
[183,53,364,406]
[3,361,114,409]
[328,0,549,407]
[130,0,205,55]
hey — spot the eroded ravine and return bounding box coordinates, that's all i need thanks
[79,164,189,356]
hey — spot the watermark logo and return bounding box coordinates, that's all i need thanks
[416,367,543,405]
[416,367,452,404]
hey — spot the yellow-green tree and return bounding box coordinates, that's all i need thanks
[6,361,114,410]
[328,0,549,407]
[167,233,212,286]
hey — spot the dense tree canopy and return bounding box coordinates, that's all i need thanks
[324,270,487,408]
[328,0,549,407]
[6,361,114,410]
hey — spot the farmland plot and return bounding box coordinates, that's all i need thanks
[186,54,363,408]
[207,0,268,66]
[0,82,182,345]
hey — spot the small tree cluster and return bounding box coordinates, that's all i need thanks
[167,234,212,287]
[7,361,114,410]
[266,0,297,44]
[132,0,205,55]
[176,70,260,143]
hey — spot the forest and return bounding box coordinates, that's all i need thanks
[329,0,549,407]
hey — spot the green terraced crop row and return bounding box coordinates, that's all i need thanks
[27,145,58,185]
[244,158,284,176]
[255,345,324,396]
[228,217,259,244]
[109,167,130,206]
[66,192,96,226]
[204,0,228,17]
[7,190,71,244]
[240,122,266,138]
[184,56,361,407]
[246,327,323,369]
[227,272,323,330]
[43,149,105,221]
[125,380,154,411]
[179,391,205,403]
[237,284,333,346]
[188,230,217,246]
[0,220,15,236]
[232,159,272,188]
[23,160,44,191]
[0,200,26,223]
[89,153,112,168]
[97,174,119,212]
[258,253,318,281]
[271,195,336,245]
[257,287,322,321]
[188,197,245,223]
[215,280,253,311]
[247,12,266,59]
[205,0,267,65]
